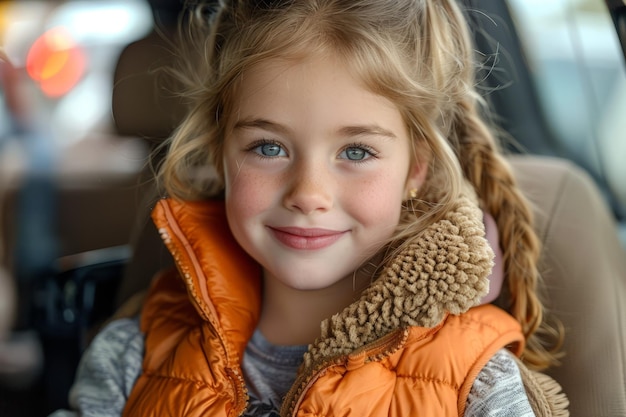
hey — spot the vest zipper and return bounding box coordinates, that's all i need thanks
[158,200,219,322]
[281,328,410,417]
[156,199,249,416]
[226,367,249,417]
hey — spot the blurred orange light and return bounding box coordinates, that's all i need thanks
[26,27,86,98]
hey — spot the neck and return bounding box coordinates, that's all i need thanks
[258,268,374,346]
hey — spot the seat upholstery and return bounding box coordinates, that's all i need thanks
[112,30,185,144]
[510,155,626,417]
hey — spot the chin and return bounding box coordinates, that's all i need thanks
[266,267,349,292]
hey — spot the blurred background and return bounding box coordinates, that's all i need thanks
[1,0,178,415]
[0,0,625,416]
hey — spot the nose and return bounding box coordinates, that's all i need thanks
[282,161,333,215]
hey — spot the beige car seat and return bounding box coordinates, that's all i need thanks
[510,155,626,416]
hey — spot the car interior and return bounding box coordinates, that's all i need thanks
[0,0,625,416]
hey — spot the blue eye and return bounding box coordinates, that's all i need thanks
[339,145,375,161]
[251,142,286,157]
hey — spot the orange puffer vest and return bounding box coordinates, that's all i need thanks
[123,196,525,417]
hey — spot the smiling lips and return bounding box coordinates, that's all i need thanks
[269,226,348,250]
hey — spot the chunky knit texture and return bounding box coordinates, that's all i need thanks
[304,193,493,368]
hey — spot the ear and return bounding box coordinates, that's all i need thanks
[404,159,428,198]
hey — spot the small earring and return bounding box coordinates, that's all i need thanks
[409,188,418,199]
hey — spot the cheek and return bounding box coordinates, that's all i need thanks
[224,162,275,226]
[345,172,405,227]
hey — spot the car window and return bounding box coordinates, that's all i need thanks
[507,0,626,243]
[1,0,153,147]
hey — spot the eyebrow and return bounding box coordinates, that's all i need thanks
[337,125,397,140]
[234,118,290,135]
[234,118,397,139]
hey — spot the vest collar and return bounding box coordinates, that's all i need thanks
[303,192,492,368]
[152,198,262,362]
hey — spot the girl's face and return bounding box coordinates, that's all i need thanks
[223,53,426,291]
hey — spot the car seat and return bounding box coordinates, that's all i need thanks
[510,155,626,416]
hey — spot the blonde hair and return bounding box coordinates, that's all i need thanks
[158,0,563,370]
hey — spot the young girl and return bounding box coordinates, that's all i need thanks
[52,0,569,416]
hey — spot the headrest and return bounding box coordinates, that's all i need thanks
[111,31,186,143]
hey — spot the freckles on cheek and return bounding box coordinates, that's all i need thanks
[350,175,405,225]
[226,171,271,216]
